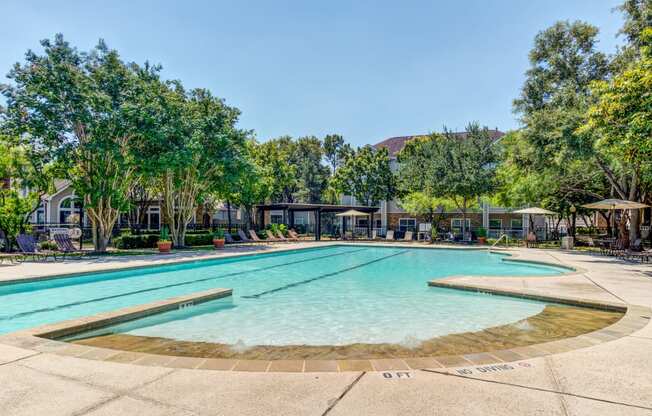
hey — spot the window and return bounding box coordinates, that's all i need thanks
[489,219,502,229]
[357,218,369,227]
[510,218,523,230]
[374,219,382,228]
[36,204,45,224]
[451,218,471,232]
[398,218,416,232]
[59,197,81,224]
[147,206,160,230]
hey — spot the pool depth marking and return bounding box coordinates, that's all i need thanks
[0,247,369,323]
[242,249,409,299]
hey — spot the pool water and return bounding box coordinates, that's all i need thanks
[0,245,569,345]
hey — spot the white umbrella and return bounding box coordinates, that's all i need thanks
[582,199,649,238]
[513,207,557,215]
[513,207,557,237]
[335,210,369,239]
[335,209,369,217]
[582,199,649,210]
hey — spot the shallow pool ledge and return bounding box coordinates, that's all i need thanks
[428,279,625,312]
[29,288,233,339]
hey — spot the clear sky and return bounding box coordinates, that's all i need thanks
[2,0,625,146]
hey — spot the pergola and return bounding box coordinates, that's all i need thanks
[254,203,379,240]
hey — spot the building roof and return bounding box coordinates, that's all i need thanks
[255,202,378,213]
[373,129,505,157]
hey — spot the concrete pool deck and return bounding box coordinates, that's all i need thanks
[1,243,652,415]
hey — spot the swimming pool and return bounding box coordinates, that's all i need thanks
[0,245,570,344]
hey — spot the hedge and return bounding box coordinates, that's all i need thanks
[113,233,215,249]
[184,233,213,246]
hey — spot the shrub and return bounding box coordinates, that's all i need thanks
[40,240,58,251]
[184,233,213,246]
[113,234,159,249]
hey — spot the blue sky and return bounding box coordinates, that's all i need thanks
[2,0,624,146]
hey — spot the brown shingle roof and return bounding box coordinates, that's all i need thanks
[373,129,505,157]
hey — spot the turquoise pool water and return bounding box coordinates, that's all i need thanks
[0,245,568,344]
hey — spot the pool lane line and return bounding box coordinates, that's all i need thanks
[242,249,409,299]
[0,247,370,323]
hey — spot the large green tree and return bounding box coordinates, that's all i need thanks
[0,136,53,251]
[1,35,150,251]
[138,78,247,247]
[331,145,396,207]
[398,124,498,237]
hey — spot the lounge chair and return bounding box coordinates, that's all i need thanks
[237,229,259,244]
[385,230,394,240]
[0,253,20,265]
[274,230,289,242]
[403,231,413,241]
[16,234,57,261]
[248,230,269,243]
[288,229,301,241]
[53,234,84,259]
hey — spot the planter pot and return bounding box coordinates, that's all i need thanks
[157,241,172,253]
[213,238,225,249]
[477,237,487,245]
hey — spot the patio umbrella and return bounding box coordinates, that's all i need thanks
[513,207,557,237]
[582,199,649,238]
[336,210,369,239]
[512,207,557,215]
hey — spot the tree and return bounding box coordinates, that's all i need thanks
[614,0,652,66]
[331,145,396,206]
[323,134,351,173]
[139,78,247,247]
[582,28,652,243]
[258,136,330,203]
[229,141,274,229]
[398,124,498,237]
[0,137,53,251]
[257,137,298,203]
[1,35,149,251]
[291,136,329,203]
[398,192,456,233]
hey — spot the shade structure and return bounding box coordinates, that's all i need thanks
[335,209,369,217]
[513,207,557,215]
[582,199,649,210]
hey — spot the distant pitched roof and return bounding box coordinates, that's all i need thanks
[373,129,505,157]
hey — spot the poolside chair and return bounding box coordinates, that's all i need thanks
[0,252,20,265]
[16,234,57,261]
[403,231,413,242]
[237,229,259,244]
[288,229,301,241]
[274,230,289,242]
[248,230,269,243]
[385,230,394,240]
[53,234,84,259]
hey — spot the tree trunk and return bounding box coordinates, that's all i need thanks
[630,209,640,246]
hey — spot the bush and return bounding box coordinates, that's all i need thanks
[40,240,58,251]
[114,234,159,249]
[184,233,213,246]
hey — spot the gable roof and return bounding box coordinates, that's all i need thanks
[373,129,505,158]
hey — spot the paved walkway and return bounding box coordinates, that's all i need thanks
[1,245,651,415]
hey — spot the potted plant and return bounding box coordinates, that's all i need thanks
[157,226,172,253]
[477,227,487,245]
[212,229,225,249]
